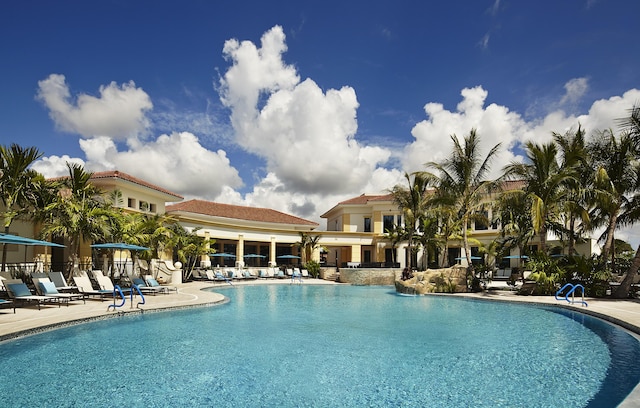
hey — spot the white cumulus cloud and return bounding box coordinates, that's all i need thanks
[219,25,393,195]
[36,74,153,139]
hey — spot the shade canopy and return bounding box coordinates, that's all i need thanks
[277,255,301,259]
[243,254,266,258]
[0,233,65,247]
[455,256,482,260]
[91,243,149,251]
[503,255,529,259]
[210,253,236,258]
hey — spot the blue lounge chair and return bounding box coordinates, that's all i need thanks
[132,278,165,295]
[6,282,60,310]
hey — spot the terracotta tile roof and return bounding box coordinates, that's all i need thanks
[337,194,394,205]
[90,171,183,199]
[499,179,527,191]
[166,199,319,227]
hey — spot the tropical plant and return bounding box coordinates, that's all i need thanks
[40,163,112,276]
[0,144,44,271]
[304,259,321,278]
[389,172,430,270]
[589,129,640,266]
[553,126,592,255]
[503,140,573,252]
[295,232,321,264]
[420,128,501,274]
[610,104,640,298]
[167,224,209,281]
[382,224,405,265]
[524,252,566,295]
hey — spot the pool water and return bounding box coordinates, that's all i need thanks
[0,285,638,407]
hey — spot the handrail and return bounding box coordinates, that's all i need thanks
[555,283,574,301]
[130,284,146,309]
[555,283,588,307]
[107,285,126,311]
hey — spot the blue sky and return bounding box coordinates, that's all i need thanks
[1,0,640,244]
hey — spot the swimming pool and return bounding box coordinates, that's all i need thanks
[0,285,638,407]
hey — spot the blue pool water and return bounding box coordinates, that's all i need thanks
[0,285,639,407]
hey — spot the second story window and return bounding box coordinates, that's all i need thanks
[364,217,371,232]
[383,215,394,232]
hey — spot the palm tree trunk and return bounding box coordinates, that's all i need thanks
[602,213,618,260]
[1,225,9,272]
[612,244,640,299]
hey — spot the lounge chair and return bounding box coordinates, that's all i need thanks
[73,275,112,300]
[243,270,258,279]
[0,298,14,313]
[5,281,60,310]
[33,278,86,304]
[301,269,309,278]
[95,274,131,296]
[49,271,76,292]
[144,275,177,292]
[206,270,232,285]
[132,278,166,295]
[275,269,286,279]
[258,269,268,278]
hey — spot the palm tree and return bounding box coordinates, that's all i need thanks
[0,144,44,271]
[503,140,572,253]
[495,187,535,270]
[389,172,430,270]
[295,232,322,264]
[40,163,111,276]
[609,105,640,298]
[553,126,592,255]
[420,129,501,272]
[589,130,640,264]
[382,224,405,266]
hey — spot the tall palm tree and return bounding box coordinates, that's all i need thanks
[495,188,535,269]
[553,126,592,255]
[589,130,640,263]
[382,224,405,265]
[610,105,640,298]
[0,144,44,271]
[40,163,111,275]
[420,129,501,272]
[389,172,430,270]
[503,141,572,252]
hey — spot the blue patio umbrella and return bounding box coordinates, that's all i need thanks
[503,255,529,259]
[0,233,65,247]
[277,255,301,259]
[209,253,236,258]
[243,254,266,258]
[91,243,149,276]
[455,256,482,260]
[91,243,149,251]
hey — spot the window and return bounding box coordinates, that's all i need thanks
[363,250,371,263]
[396,215,402,227]
[383,215,395,232]
[127,198,136,208]
[149,203,157,213]
[364,217,371,232]
[475,210,489,230]
[139,201,149,212]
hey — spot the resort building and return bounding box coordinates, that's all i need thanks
[2,170,598,276]
[319,183,599,270]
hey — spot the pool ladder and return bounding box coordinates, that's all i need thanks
[555,283,588,307]
[107,284,146,311]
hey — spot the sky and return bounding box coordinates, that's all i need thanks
[1,0,640,247]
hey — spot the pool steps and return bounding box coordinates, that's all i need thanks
[555,283,588,307]
[107,285,146,311]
